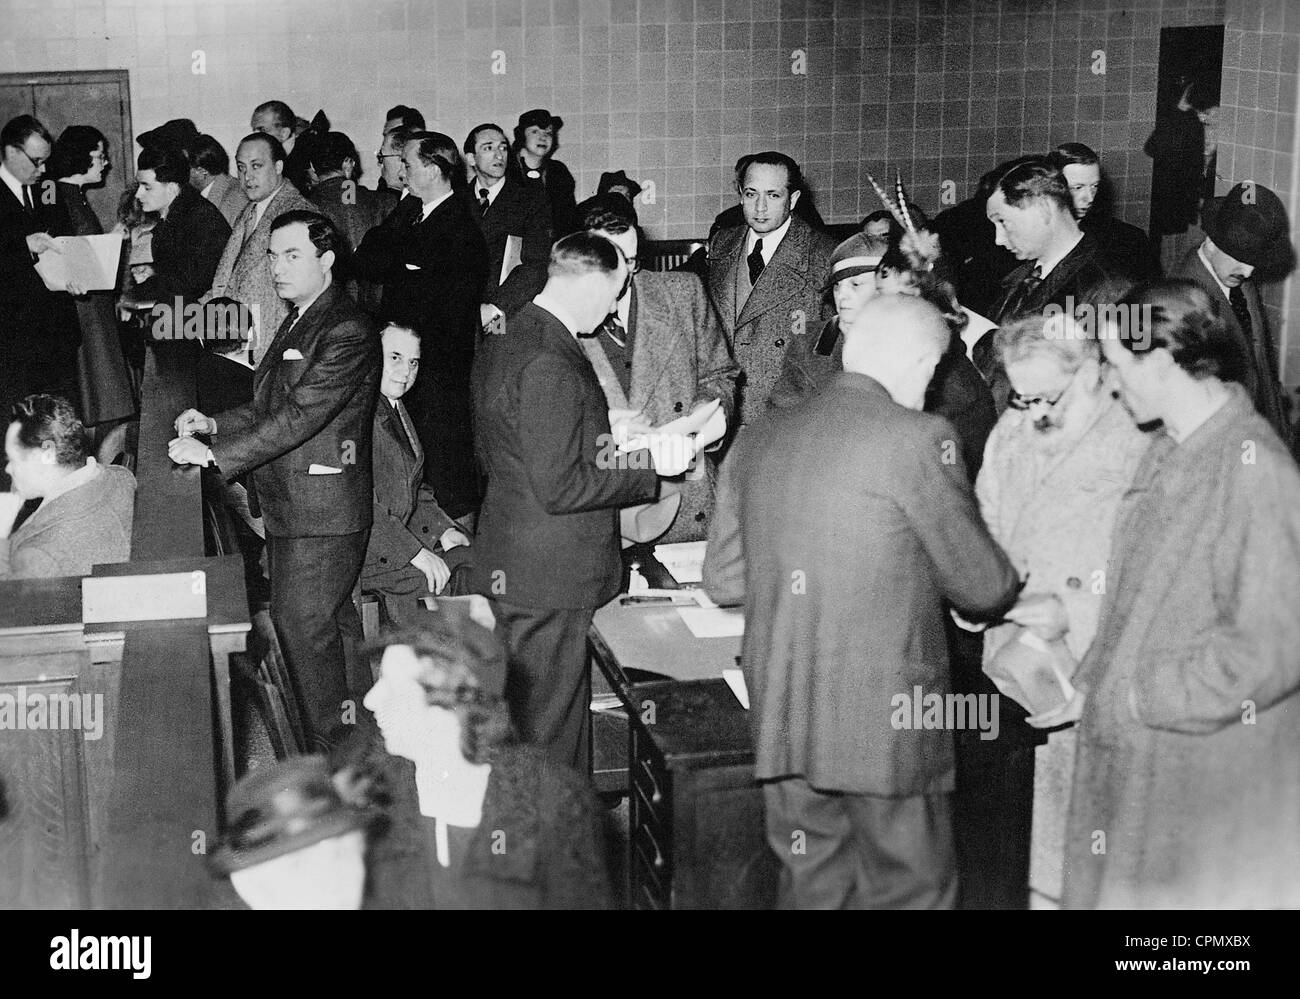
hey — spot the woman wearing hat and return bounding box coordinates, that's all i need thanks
[1047,278,1300,908]
[336,602,612,909]
[511,108,577,237]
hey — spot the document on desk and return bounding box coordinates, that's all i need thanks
[36,234,124,292]
[675,602,744,638]
[654,539,708,584]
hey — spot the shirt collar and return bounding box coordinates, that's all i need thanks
[745,214,792,263]
[532,291,582,338]
[0,162,26,206]
[252,182,284,224]
[1197,241,1233,299]
[1036,230,1084,280]
[477,174,507,205]
[420,189,453,221]
[200,178,215,199]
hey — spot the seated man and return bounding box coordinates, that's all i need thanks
[1,394,134,578]
[363,323,472,627]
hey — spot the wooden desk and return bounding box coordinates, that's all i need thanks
[589,554,778,909]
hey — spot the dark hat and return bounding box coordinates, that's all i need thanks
[137,118,199,152]
[597,169,643,199]
[823,232,884,291]
[1201,181,1291,269]
[365,598,508,701]
[210,755,376,874]
[517,108,563,132]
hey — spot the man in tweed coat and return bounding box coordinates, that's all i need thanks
[582,196,738,543]
[707,151,835,429]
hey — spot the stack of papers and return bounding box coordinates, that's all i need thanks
[36,234,124,292]
[653,540,708,584]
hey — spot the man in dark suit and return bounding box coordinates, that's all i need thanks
[377,105,424,195]
[704,294,1020,909]
[976,157,1131,411]
[706,151,836,429]
[352,131,489,522]
[464,123,551,332]
[131,144,231,315]
[1170,181,1293,442]
[1049,142,1160,282]
[170,211,380,750]
[581,195,739,543]
[363,322,472,628]
[470,232,692,769]
[0,114,79,442]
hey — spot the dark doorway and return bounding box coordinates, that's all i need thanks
[1145,25,1225,238]
[0,70,134,228]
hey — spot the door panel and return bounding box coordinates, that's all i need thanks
[33,80,131,228]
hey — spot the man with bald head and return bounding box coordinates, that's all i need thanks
[704,294,1020,909]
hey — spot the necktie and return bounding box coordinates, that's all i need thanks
[747,238,765,286]
[21,184,35,215]
[1001,263,1043,320]
[1228,285,1253,341]
[241,205,259,248]
[478,188,490,215]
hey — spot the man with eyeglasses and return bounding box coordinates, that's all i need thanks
[580,194,738,543]
[957,310,1148,910]
[0,114,81,448]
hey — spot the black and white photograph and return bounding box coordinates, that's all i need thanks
[0,0,1297,953]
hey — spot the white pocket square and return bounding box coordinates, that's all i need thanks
[282,348,304,360]
[307,464,342,475]
[404,263,422,271]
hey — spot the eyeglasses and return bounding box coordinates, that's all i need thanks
[17,145,47,171]
[376,151,402,161]
[1007,387,1067,411]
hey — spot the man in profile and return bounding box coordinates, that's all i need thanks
[704,294,1019,909]
[171,211,379,750]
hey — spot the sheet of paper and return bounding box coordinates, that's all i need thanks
[722,668,750,709]
[654,539,708,584]
[36,234,123,292]
[499,233,523,286]
[675,604,744,638]
[618,398,724,453]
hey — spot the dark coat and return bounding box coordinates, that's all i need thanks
[1170,245,1291,442]
[768,317,998,479]
[470,302,659,609]
[1081,213,1161,282]
[132,184,231,308]
[703,373,1020,795]
[515,155,578,237]
[933,196,1019,319]
[707,215,837,428]
[363,396,459,577]
[467,176,552,317]
[356,737,612,910]
[1144,109,1213,236]
[1064,385,1300,908]
[310,175,390,314]
[622,271,738,542]
[50,182,135,425]
[351,190,490,516]
[210,280,380,538]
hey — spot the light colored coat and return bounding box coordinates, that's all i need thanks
[1064,384,1300,908]
[207,180,315,362]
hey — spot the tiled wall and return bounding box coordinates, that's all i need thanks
[1216,0,1300,388]
[2,0,1295,383]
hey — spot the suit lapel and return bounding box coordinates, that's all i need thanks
[257,282,338,391]
[736,217,811,329]
[628,275,681,414]
[709,225,745,335]
[1026,232,1096,313]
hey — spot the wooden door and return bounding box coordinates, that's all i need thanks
[0,71,133,230]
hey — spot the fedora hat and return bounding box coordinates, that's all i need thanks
[1201,181,1290,269]
[210,755,376,874]
[137,118,199,152]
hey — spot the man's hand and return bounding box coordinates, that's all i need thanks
[411,548,451,594]
[168,437,211,466]
[26,232,58,255]
[130,263,156,283]
[438,527,471,551]
[174,408,216,437]
[0,493,26,541]
[1026,690,1085,729]
[647,433,699,477]
[608,408,652,445]
[480,304,505,335]
[1004,591,1069,642]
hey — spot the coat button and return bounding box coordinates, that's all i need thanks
[695,511,706,521]
[1066,576,1081,589]
[421,526,429,533]
[674,401,683,412]
[775,338,785,347]
[380,557,388,565]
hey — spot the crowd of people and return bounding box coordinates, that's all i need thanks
[2,93,1298,910]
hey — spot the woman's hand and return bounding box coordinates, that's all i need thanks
[1026,690,1085,729]
[1004,591,1069,642]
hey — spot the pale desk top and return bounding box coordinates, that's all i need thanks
[591,595,741,685]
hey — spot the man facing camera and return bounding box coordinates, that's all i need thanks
[362,323,472,628]
[704,295,1020,909]
[471,232,695,769]
[170,211,380,750]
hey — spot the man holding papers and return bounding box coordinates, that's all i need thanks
[581,195,738,543]
[471,232,695,771]
[169,211,379,751]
